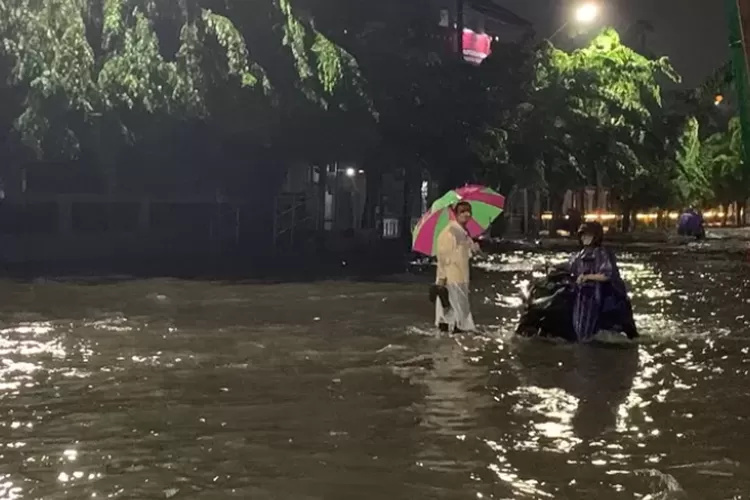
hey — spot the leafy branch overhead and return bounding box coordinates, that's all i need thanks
[0,0,370,156]
[278,0,370,110]
[0,0,744,216]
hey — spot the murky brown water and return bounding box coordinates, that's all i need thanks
[0,250,748,499]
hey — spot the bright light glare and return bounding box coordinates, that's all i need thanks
[345,167,356,177]
[575,3,599,23]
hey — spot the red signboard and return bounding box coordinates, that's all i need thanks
[462,29,492,64]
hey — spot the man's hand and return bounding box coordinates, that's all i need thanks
[577,274,588,285]
[437,278,447,287]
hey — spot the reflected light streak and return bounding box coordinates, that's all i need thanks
[511,385,581,453]
[0,477,22,500]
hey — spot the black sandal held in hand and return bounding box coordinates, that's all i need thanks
[429,284,452,310]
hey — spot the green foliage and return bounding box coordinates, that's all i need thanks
[674,114,748,212]
[278,0,369,108]
[702,117,745,205]
[102,0,124,49]
[554,29,679,116]
[99,10,184,113]
[545,29,680,204]
[1,0,97,154]
[2,0,745,224]
[0,0,368,159]
[674,117,710,205]
[475,28,683,213]
[201,9,265,89]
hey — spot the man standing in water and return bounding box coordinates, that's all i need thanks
[435,201,477,333]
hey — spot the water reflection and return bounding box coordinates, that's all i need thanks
[434,250,750,497]
[569,345,639,438]
[0,250,743,498]
[510,342,639,441]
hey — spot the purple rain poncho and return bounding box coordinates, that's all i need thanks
[569,246,634,342]
[678,210,704,237]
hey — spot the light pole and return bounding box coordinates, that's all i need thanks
[549,2,600,41]
[543,2,601,220]
[456,0,465,58]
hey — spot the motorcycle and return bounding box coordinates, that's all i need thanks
[515,264,638,342]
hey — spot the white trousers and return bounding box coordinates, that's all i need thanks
[435,282,476,332]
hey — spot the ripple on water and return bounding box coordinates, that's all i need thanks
[0,250,744,498]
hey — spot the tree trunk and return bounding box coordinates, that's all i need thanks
[620,196,635,233]
[317,164,327,232]
[533,189,542,234]
[739,200,747,227]
[737,200,747,227]
[577,190,585,214]
[522,188,529,235]
[549,190,564,219]
[622,209,632,233]
[595,169,604,211]
[549,190,565,234]
[523,189,540,236]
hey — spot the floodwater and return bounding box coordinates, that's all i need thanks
[0,251,748,499]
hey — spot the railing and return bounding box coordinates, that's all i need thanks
[0,194,249,235]
[0,194,253,263]
[272,192,315,248]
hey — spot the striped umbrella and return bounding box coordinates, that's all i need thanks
[412,185,505,256]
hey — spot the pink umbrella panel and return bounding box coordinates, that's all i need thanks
[412,205,500,256]
[412,185,505,256]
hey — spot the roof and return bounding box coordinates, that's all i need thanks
[468,0,531,28]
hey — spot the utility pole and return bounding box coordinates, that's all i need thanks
[456,0,464,58]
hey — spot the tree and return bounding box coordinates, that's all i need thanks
[0,0,263,157]
[0,0,370,196]
[674,113,748,226]
[285,0,499,234]
[538,29,680,229]
[673,116,711,207]
[702,117,746,224]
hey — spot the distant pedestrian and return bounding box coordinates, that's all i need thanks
[677,207,705,239]
[435,202,478,333]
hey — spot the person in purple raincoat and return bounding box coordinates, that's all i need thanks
[677,207,705,239]
[569,222,638,342]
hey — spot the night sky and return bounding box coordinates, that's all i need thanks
[499,0,728,87]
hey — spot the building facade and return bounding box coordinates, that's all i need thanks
[272,1,533,245]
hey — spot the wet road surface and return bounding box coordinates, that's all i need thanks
[0,251,748,499]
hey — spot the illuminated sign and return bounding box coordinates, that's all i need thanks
[462,29,492,64]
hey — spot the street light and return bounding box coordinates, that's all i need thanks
[574,2,599,24]
[549,2,601,41]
